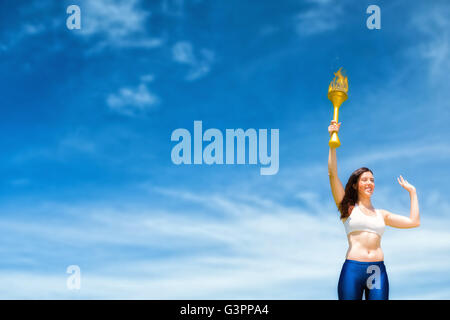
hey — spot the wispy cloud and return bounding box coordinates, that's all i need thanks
[1,23,48,51]
[294,0,343,36]
[340,141,450,172]
[9,178,31,187]
[410,2,450,84]
[10,129,97,164]
[140,74,155,83]
[79,0,147,38]
[22,23,46,36]
[9,126,145,166]
[107,78,160,116]
[173,41,196,64]
[172,41,215,81]
[77,0,163,51]
[161,0,185,17]
[1,183,449,299]
[0,189,343,298]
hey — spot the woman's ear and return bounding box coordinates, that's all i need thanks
[353,184,357,190]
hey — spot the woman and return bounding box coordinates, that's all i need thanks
[328,120,420,300]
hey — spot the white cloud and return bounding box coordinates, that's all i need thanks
[140,74,155,83]
[10,178,31,187]
[107,82,159,116]
[172,41,215,81]
[1,0,162,53]
[411,3,450,84]
[173,41,196,64]
[59,133,97,154]
[161,0,185,17]
[1,183,449,299]
[78,0,163,51]
[0,190,344,298]
[294,1,343,36]
[79,0,147,38]
[1,23,48,51]
[8,125,151,167]
[9,128,98,164]
[22,23,46,35]
[340,142,450,172]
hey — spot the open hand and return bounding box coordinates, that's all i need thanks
[397,175,416,193]
[328,120,341,137]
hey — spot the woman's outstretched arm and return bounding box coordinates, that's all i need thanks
[328,120,345,208]
[381,175,420,228]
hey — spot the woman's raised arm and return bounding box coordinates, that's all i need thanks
[381,175,420,228]
[328,120,345,208]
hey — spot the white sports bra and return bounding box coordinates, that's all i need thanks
[342,204,385,237]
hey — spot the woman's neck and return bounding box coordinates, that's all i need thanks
[357,198,373,209]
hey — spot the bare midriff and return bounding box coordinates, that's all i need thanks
[345,231,384,262]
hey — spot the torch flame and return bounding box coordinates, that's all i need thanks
[328,67,348,94]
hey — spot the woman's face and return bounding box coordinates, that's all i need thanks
[355,171,375,198]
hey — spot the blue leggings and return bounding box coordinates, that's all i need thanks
[338,259,389,300]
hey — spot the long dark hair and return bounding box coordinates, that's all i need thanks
[339,167,373,220]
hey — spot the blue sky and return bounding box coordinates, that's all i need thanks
[0,0,449,299]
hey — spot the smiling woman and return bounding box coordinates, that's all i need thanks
[327,120,421,300]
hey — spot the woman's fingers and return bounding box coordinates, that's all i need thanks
[328,121,341,137]
[397,175,414,191]
[329,122,341,130]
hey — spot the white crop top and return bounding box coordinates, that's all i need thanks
[343,204,385,237]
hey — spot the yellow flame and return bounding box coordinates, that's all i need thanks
[328,67,348,93]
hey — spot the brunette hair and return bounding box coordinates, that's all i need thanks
[338,167,373,220]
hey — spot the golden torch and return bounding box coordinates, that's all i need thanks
[328,68,348,148]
